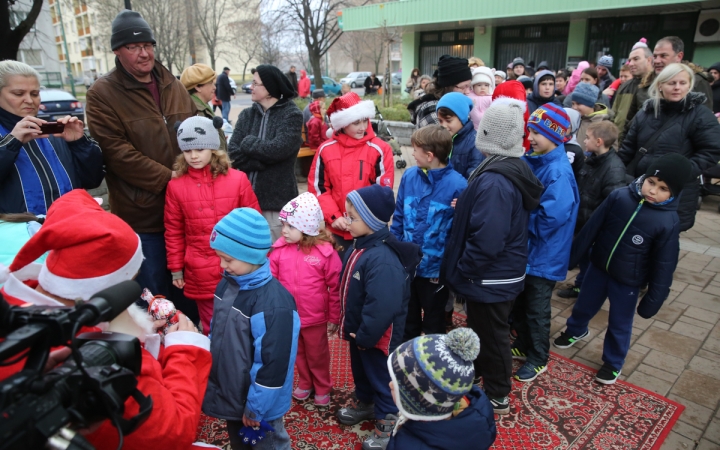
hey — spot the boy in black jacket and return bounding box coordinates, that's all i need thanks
[554,153,692,385]
[558,121,627,299]
[336,184,421,450]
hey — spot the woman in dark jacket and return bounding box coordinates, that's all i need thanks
[618,63,720,231]
[364,73,382,96]
[0,60,103,215]
[228,64,303,241]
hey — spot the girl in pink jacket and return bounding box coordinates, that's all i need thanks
[269,192,342,406]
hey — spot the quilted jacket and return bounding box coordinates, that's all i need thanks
[165,166,261,301]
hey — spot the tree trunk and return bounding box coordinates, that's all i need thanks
[186,0,196,64]
[209,49,216,71]
[309,49,324,90]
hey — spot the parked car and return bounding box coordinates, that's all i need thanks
[339,71,370,88]
[377,72,402,87]
[309,76,342,96]
[229,78,237,95]
[38,89,84,123]
[241,81,252,93]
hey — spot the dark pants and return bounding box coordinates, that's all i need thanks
[349,343,397,419]
[513,275,555,366]
[403,277,448,340]
[565,262,638,370]
[574,253,590,288]
[465,299,514,398]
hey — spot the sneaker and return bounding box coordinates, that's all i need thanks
[595,363,621,385]
[557,286,580,298]
[510,346,527,361]
[514,362,548,382]
[292,387,312,401]
[337,399,375,425]
[314,394,330,406]
[489,396,510,415]
[553,329,589,349]
[362,414,397,450]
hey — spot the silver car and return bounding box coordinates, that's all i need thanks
[339,71,370,88]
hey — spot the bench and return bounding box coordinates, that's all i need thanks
[298,123,316,158]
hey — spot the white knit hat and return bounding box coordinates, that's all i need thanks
[279,192,324,236]
[475,97,526,158]
[177,116,221,151]
[471,66,495,92]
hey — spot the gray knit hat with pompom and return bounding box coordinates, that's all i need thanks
[387,327,480,422]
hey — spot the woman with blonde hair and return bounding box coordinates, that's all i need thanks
[619,63,720,231]
[468,57,485,68]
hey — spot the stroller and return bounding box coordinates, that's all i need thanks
[371,106,407,169]
[699,163,720,212]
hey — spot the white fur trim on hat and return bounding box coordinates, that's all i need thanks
[491,96,527,112]
[38,235,144,301]
[328,100,376,132]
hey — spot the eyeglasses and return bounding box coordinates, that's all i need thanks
[251,81,264,87]
[343,212,361,224]
[124,44,156,54]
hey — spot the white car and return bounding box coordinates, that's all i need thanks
[339,71,370,88]
[229,78,237,95]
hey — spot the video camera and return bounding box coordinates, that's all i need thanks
[0,280,153,450]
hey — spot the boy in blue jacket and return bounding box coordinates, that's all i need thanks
[513,103,579,382]
[554,154,692,385]
[391,125,467,340]
[203,208,301,450]
[436,92,484,179]
[336,184,422,450]
[386,328,496,450]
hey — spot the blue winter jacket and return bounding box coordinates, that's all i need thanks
[340,228,422,355]
[391,165,467,278]
[202,266,301,422]
[449,120,484,179]
[386,386,496,450]
[523,144,579,281]
[570,177,680,318]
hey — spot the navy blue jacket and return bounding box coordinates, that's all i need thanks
[442,157,543,303]
[570,178,680,318]
[203,272,301,422]
[449,120,483,179]
[386,386,496,450]
[391,165,467,278]
[340,228,422,354]
[523,144,580,281]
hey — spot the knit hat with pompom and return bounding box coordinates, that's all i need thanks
[387,327,480,428]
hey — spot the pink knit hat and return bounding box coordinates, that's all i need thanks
[279,192,323,236]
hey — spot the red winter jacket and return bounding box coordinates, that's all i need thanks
[298,70,311,98]
[269,238,342,327]
[308,124,394,241]
[306,116,329,150]
[165,166,260,301]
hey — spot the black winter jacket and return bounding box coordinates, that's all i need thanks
[229,99,303,211]
[618,92,720,231]
[570,179,680,318]
[215,71,233,102]
[441,157,543,303]
[575,149,627,232]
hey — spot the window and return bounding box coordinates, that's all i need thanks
[10,10,36,31]
[21,50,43,68]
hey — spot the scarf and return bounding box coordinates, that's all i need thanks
[0,107,73,214]
[227,260,273,290]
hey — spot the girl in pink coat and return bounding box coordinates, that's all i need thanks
[269,192,342,406]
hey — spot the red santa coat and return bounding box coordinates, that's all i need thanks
[165,166,260,301]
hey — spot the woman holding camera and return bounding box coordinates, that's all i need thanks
[0,60,103,215]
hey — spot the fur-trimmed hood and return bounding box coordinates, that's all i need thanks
[641,90,708,113]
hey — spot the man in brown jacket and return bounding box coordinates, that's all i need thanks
[86,10,195,301]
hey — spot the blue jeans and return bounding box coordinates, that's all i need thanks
[227,417,290,450]
[221,100,232,122]
[136,232,172,298]
[565,262,638,370]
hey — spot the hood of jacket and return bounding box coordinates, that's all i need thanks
[480,157,544,210]
[640,90,708,113]
[354,228,422,280]
[530,69,557,102]
[300,70,307,78]
[630,175,680,211]
[271,235,336,258]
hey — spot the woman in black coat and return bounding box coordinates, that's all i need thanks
[618,63,720,231]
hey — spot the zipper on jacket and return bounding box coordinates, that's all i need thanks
[359,160,364,180]
[606,198,644,271]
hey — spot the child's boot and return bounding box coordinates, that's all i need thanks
[337,399,375,425]
[362,414,397,450]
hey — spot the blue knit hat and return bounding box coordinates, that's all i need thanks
[527,103,570,146]
[436,92,473,125]
[597,55,614,70]
[346,185,395,232]
[209,208,271,265]
[571,82,599,108]
[387,328,480,423]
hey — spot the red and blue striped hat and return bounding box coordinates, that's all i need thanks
[527,103,570,146]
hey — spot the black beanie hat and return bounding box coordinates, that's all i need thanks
[255,65,297,100]
[644,153,694,197]
[111,10,156,51]
[435,55,472,88]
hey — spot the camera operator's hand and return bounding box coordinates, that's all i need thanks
[166,313,199,334]
[44,347,72,372]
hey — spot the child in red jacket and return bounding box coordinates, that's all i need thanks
[306,100,329,149]
[308,92,394,253]
[165,116,261,334]
[269,192,342,406]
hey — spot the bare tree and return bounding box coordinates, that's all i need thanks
[193,0,235,71]
[365,31,384,75]
[336,31,367,72]
[259,14,283,66]
[378,22,401,107]
[228,16,263,83]
[1,0,45,60]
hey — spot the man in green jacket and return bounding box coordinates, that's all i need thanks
[613,44,653,144]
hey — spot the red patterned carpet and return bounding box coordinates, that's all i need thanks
[196,314,683,449]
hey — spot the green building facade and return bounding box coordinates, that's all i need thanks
[338,0,720,81]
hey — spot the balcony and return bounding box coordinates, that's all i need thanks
[81,49,93,57]
[55,36,61,43]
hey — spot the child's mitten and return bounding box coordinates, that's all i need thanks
[637,294,662,319]
[238,420,276,446]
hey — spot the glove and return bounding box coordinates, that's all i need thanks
[636,294,661,319]
[238,420,276,446]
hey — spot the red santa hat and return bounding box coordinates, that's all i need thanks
[325,92,376,138]
[0,189,144,301]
